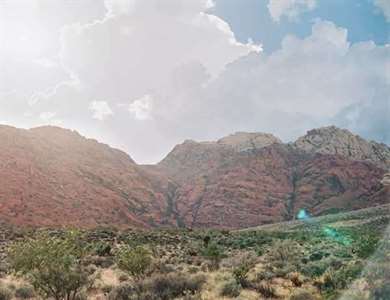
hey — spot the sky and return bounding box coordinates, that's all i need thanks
[0,0,389,163]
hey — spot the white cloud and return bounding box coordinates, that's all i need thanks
[39,111,57,121]
[268,0,316,22]
[374,0,390,21]
[57,0,258,106]
[128,95,153,120]
[0,0,388,163]
[89,101,114,120]
[0,0,106,96]
[141,20,389,151]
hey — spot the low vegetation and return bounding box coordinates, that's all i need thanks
[0,204,388,299]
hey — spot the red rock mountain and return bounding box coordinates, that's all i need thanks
[0,125,176,228]
[0,125,388,229]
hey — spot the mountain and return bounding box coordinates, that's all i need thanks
[158,133,388,228]
[0,125,175,228]
[294,126,390,169]
[0,124,388,229]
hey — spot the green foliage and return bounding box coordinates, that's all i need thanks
[232,258,255,288]
[318,262,364,293]
[353,235,380,259]
[14,285,35,299]
[142,273,206,300]
[267,239,303,266]
[108,283,135,300]
[7,231,91,300]
[94,242,112,257]
[201,242,225,270]
[115,246,152,280]
[220,279,241,297]
[300,260,330,278]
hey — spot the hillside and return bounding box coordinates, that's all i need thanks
[0,125,175,228]
[0,124,388,229]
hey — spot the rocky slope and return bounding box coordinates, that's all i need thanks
[158,142,387,228]
[0,125,388,229]
[0,125,175,228]
[294,126,390,169]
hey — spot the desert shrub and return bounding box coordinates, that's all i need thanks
[201,242,225,270]
[289,289,317,300]
[220,279,241,297]
[14,285,35,299]
[371,283,390,300]
[0,285,12,300]
[118,273,129,282]
[288,272,303,287]
[101,284,114,294]
[188,266,199,274]
[8,231,91,300]
[309,251,329,261]
[267,239,303,269]
[353,235,380,259]
[255,282,276,298]
[232,258,255,288]
[115,246,152,280]
[300,260,329,278]
[94,242,112,257]
[74,291,87,300]
[108,283,135,300]
[143,273,206,300]
[255,270,275,281]
[319,262,364,293]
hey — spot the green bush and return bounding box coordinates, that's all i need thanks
[115,246,152,280]
[201,242,225,270]
[301,260,329,278]
[232,261,252,287]
[267,239,303,268]
[14,285,35,299]
[8,231,91,300]
[220,279,241,297]
[143,273,206,300]
[353,236,380,259]
[94,242,112,257]
[108,283,135,300]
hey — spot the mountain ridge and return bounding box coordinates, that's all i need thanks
[0,124,388,229]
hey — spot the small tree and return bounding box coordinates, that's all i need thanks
[8,231,91,300]
[201,242,225,270]
[115,246,152,280]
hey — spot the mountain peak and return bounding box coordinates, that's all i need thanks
[217,132,282,152]
[294,126,390,168]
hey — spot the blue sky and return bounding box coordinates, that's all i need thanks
[213,0,389,53]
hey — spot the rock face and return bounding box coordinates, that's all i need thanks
[0,124,388,229]
[0,125,175,228]
[217,132,282,152]
[158,143,387,228]
[294,126,390,169]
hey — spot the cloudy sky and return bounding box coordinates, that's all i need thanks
[0,0,389,163]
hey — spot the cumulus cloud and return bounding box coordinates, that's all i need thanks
[89,101,114,120]
[374,0,390,21]
[0,0,388,163]
[128,95,153,120]
[0,0,105,96]
[143,20,389,148]
[267,0,316,22]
